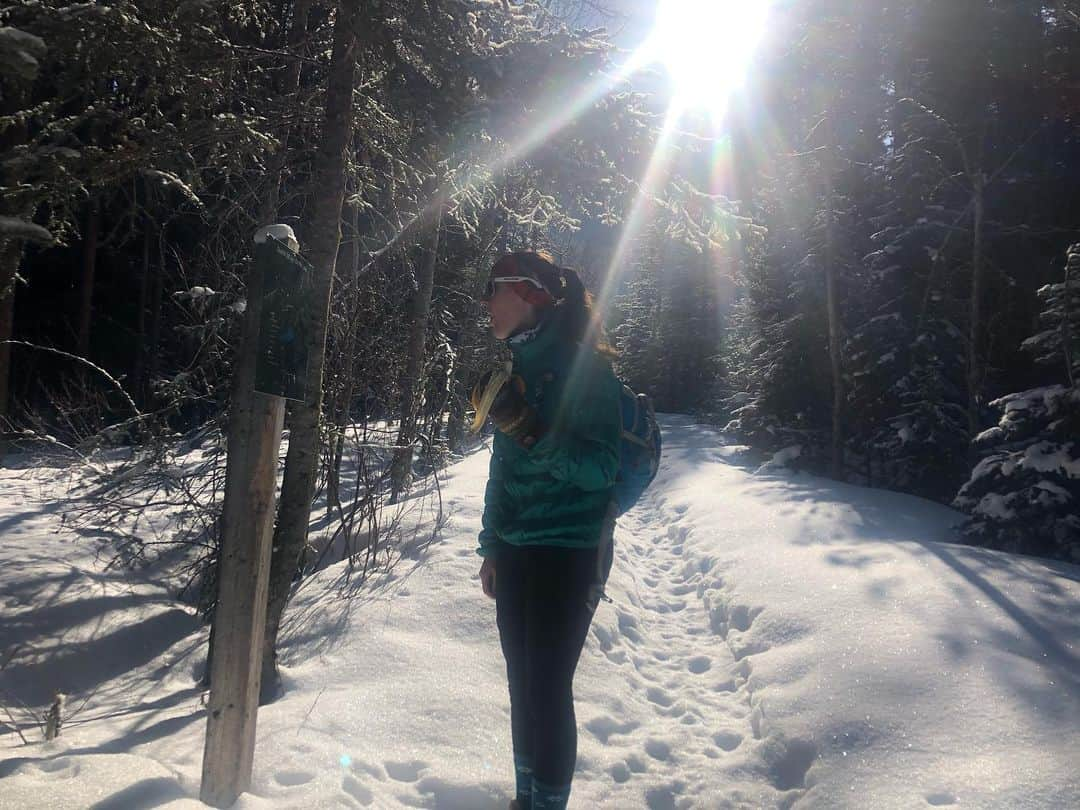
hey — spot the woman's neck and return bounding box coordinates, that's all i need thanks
[507,311,547,344]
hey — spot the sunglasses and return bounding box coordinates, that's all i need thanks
[482,275,545,300]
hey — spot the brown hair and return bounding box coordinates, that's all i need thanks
[496,250,615,357]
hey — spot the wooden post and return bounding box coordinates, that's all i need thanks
[200,226,303,808]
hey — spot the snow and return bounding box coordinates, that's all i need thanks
[975,492,1016,521]
[253,225,299,252]
[757,444,801,473]
[1033,480,1071,505]
[974,426,1004,445]
[2,415,1079,809]
[1021,441,1080,477]
[0,26,46,80]
[142,170,205,209]
[175,286,217,300]
[0,216,54,245]
[994,385,1070,416]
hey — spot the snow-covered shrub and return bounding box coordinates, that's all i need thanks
[953,386,1080,561]
[954,245,1080,562]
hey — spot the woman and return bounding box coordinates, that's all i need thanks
[472,251,622,810]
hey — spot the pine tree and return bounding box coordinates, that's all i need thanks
[954,244,1080,562]
[844,207,970,496]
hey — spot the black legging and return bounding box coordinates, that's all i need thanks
[495,542,610,798]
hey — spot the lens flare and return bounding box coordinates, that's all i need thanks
[647,0,772,124]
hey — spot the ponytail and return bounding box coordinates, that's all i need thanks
[502,251,615,357]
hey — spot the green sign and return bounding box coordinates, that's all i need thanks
[253,236,313,402]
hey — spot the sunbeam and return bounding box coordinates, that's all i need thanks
[594,100,686,322]
[380,44,655,269]
[558,98,688,399]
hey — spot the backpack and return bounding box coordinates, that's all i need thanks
[613,384,662,515]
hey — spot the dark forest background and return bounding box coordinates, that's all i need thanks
[1,0,1078,606]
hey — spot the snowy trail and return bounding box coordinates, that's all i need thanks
[581,498,783,808]
[570,425,816,809]
[2,416,1078,809]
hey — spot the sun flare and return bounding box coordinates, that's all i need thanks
[648,0,771,120]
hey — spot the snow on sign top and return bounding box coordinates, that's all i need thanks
[253,223,299,252]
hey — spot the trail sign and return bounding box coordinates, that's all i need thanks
[202,225,295,807]
[253,235,313,401]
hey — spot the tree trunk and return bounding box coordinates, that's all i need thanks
[0,82,29,435]
[822,124,845,480]
[260,1,360,704]
[77,201,100,359]
[133,216,152,404]
[446,373,466,453]
[966,173,986,439]
[146,229,164,398]
[1065,245,1078,389]
[258,0,312,227]
[0,238,19,427]
[326,189,365,519]
[391,198,444,500]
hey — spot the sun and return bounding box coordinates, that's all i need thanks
[647,0,772,120]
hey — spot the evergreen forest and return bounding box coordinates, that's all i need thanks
[2,0,1078,615]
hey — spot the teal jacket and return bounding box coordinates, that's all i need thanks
[476,313,622,556]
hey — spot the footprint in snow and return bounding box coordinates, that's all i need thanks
[644,738,672,761]
[585,715,640,743]
[712,731,743,751]
[341,774,374,805]
[384,760,426,782]
[274,770,316,787]
[687,655,711,674]
[646,686,675,707]
[667,524,690,540]
[591,623,615,651]
[350,759,386,781]
[926,793,958,806]
[609,761,632,784]
[645,780,686,810]
[654,600,683,615]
